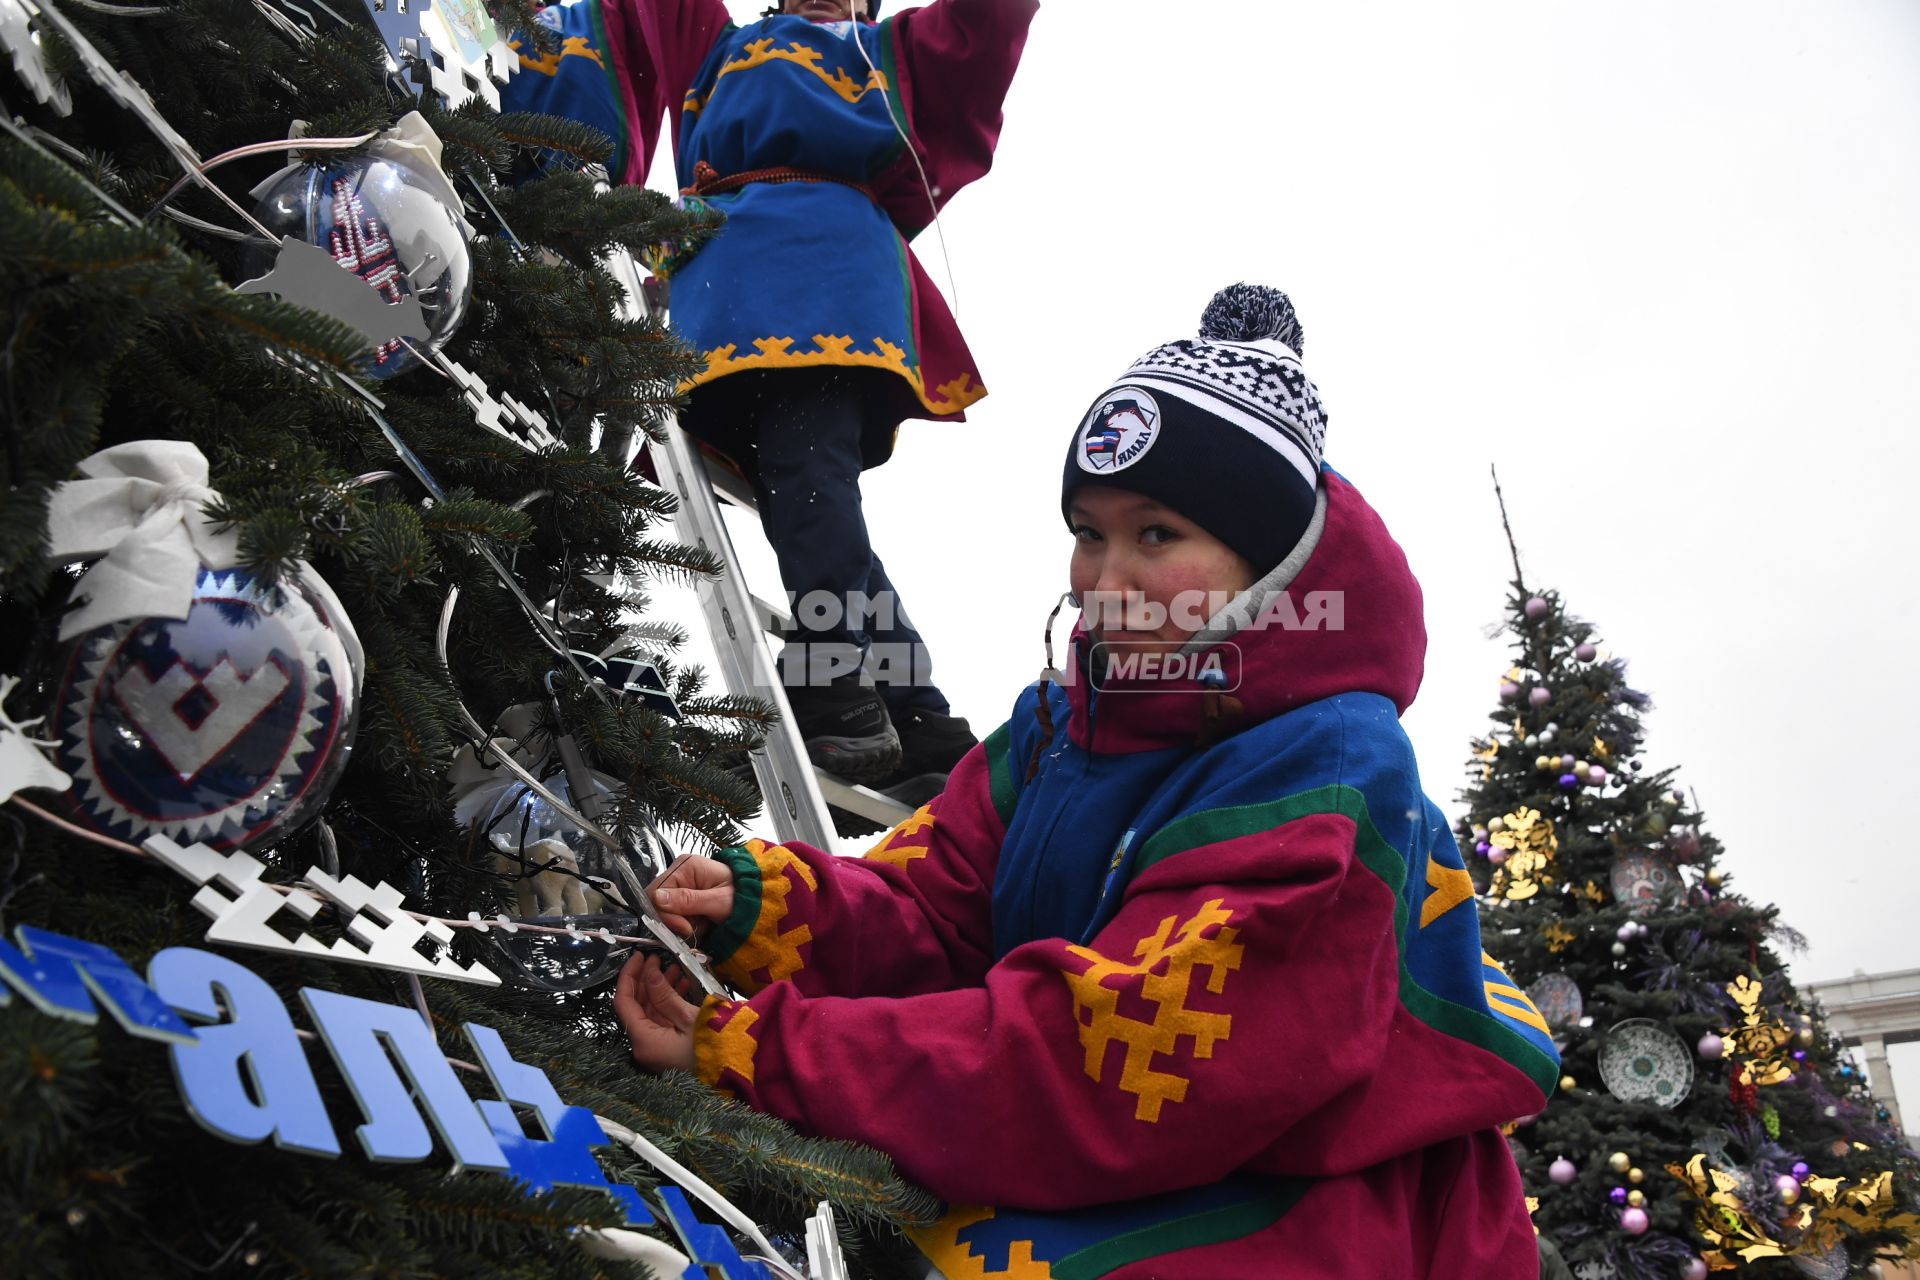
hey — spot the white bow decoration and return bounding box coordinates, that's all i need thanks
[44,440,242,639]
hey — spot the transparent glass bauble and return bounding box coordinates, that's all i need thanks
[475,769,619,866]
[486,912,642,993]
[244,152,471,378]
[48,564,361,852]
[469,770,678,990]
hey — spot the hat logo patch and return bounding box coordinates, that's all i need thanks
[1078,388,1160,474]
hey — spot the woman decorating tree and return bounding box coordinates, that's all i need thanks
[615,284,1562,1278]
[505,0,1037,801]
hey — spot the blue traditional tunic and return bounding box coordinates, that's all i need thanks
[504,0,1037,431]
[669,19,941,412]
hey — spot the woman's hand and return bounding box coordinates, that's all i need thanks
[612,953,701,1072]
[649,855,735,939]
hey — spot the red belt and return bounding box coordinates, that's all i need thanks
[680,160,877,202]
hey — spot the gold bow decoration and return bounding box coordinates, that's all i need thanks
[1723,976,1796,1086]
[1472,738,1499,779]
[1667,1153,1813,1268]
[1673,1155,1920,1270]
[1489,806,1559,901]
[1801,1170,1920,1258]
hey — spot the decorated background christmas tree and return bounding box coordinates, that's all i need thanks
[1460,480,1920,1279]
[0,0,931,1274]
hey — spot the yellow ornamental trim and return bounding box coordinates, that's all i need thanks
[693,997,760,1097]
[1481,952,1552,1035]
[864,803,936,868]
[907,1206,1054,1280]
[684,334,986,419]
[1419,856,1476,928]
[511,34,605,77]
[1061,898,1244,1123]
[684,38,890,117]
[714,840,817,990]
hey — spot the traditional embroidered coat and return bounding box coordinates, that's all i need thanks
[691,468,1562,1278]
[503,0,1036,438]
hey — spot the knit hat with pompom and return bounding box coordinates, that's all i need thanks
[1061,283,1328,574]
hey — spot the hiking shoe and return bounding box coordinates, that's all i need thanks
[892,708,978,779]
[827,709,979,835]
[785,675,900,784]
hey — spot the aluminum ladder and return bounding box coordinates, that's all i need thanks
[606,250,912,848]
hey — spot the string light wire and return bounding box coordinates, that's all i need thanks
[847,5,961,317]
[4,795,670,949]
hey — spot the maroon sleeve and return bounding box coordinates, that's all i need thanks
[876,0,1039,235]
[698,740,1006,1001]
[598,0,733,183]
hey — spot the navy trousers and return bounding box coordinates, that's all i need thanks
[686,368,951,719]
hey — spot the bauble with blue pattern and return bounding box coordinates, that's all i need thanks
[50,564,361,851]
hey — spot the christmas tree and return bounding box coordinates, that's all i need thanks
[1460,479,1920,1280]
[0,0,932,1274]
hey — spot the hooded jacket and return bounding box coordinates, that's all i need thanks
[690,467,1560,1278]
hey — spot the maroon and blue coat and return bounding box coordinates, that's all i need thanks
[690,468,1560,1278]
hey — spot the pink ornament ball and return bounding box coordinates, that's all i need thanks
[1697,1033,1725,1060]
[1529,686,1553,706]
[1489,848,1509,865]
[1525,596,1550,619]
[1575,642,1598,662]
[1620,1206,1649,1235]
[1588,766,1609,786]
[1549,1157,1577,1185]
[1499,681,1520,701]
[1616,923,1637,942]
[1682,1259,1709,1280]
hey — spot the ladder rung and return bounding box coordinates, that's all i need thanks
[750,592,791,635]
[811,771,915,828]
[705,463,759,514]
[603,244,844,851]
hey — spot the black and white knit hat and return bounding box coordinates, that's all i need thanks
[1060,283,1327,574]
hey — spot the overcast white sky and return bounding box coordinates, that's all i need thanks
[653,0,1920,1120]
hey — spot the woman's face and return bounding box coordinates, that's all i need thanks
[1068,487,1256,655]
[786,0,865,20]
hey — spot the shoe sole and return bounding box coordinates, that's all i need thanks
[807,728,902,786]
[881,771,949,809]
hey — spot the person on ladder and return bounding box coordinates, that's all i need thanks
[503,0,1039,813]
